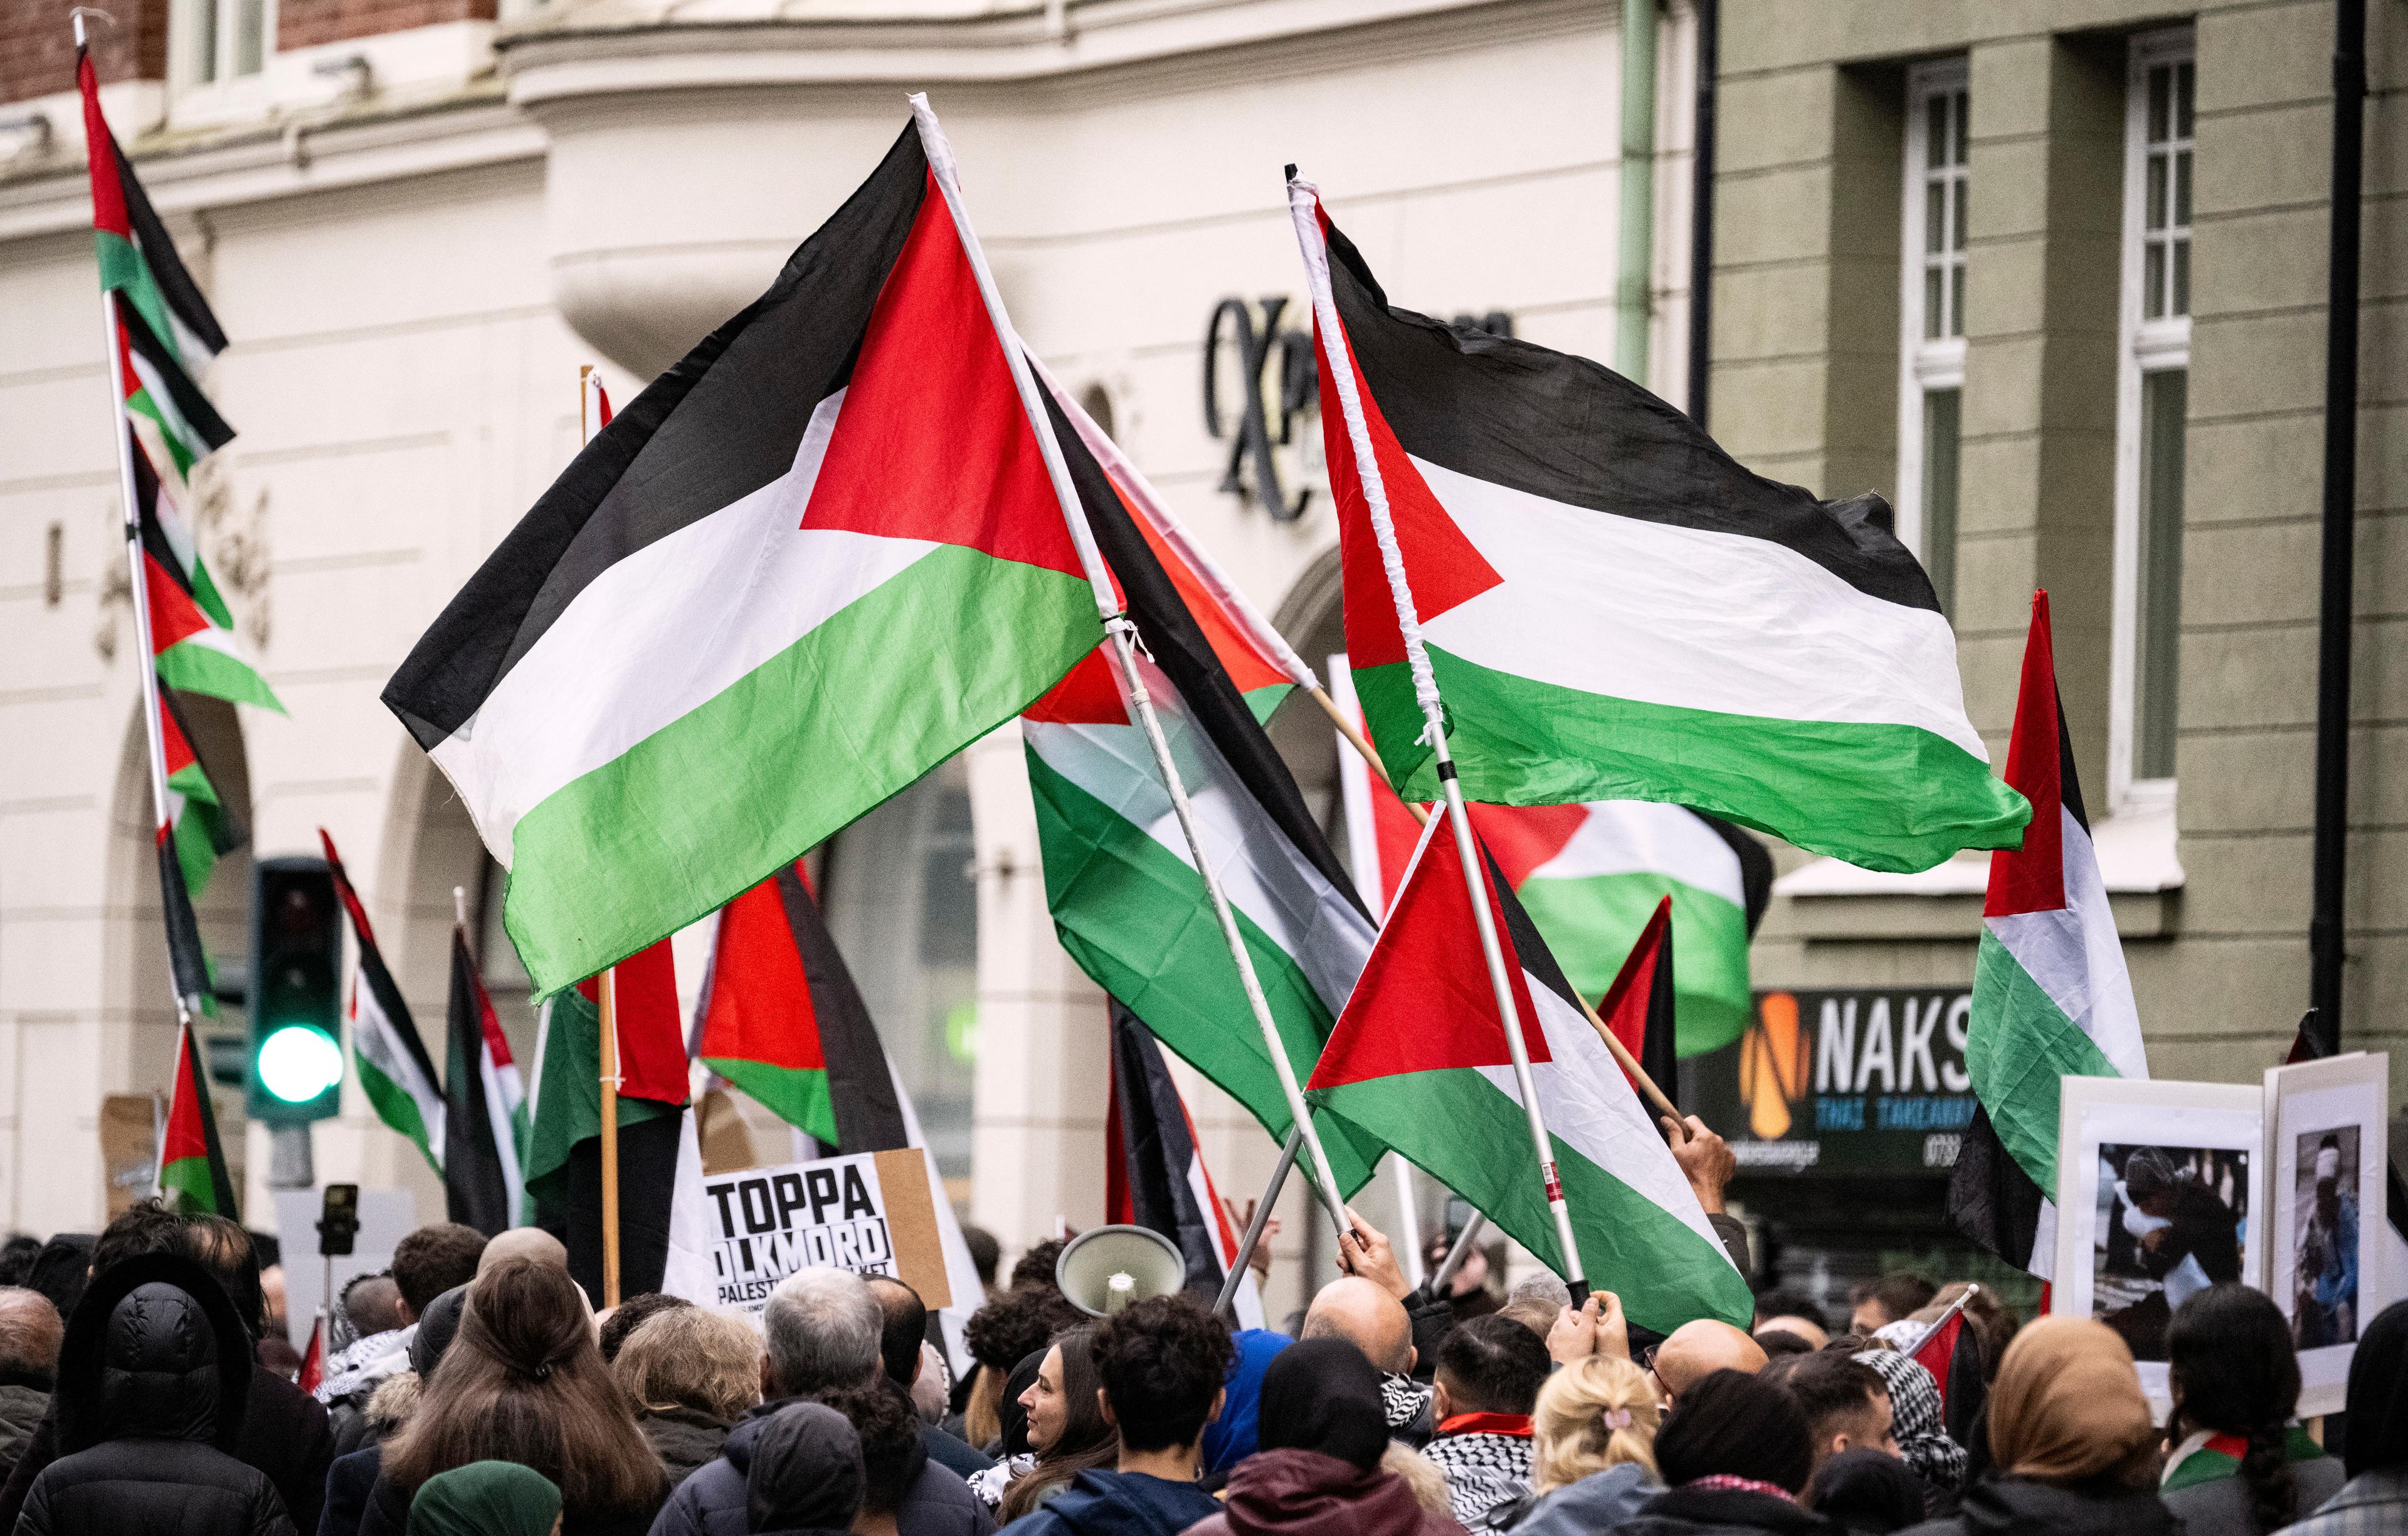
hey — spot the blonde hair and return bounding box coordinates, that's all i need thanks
[611,1305,764,1426]
[1533,1355,1661,1491]
[1381,1443,1452,1516]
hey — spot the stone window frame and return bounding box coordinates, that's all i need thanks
[172,0,276,99]
[1896,57,1970,618]
[2109,24,2195,814]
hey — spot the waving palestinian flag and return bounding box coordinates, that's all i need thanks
[384,119,1101,996]
[1307,816,1750,1333]
[1294,187,2025,875]
[159,691,243,900]
[320,830,445,1174]
[159,1021,238,1217]
[1107,1003,1264,1328]
[1023,386,1384,1196]
[445,922,528,1234]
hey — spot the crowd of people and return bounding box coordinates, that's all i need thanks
[0,1194,2399,1536]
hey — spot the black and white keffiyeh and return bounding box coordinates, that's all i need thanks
[1382,1372,1432,1431]
[1859,1347,1967,1491]
[1423,1429,1533,1525]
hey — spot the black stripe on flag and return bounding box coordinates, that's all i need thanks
[121,300,234,455]
[2052,685,2091,834]
[384,125,931,752]
[156,831,211,1004]
[774,865,909,1155]
[1316,213,1940,614]
[1043,389,1371,923]
[554,1113,684,1302]
[1693,813,1775,937]
[129,444,201,601]
[324,838,440,1091]
[114,139,228,359]
[1107,1001,1232,1304]
[1947,1105,2047,1272]
[162,689,248,853]
[182,1021,242,1219]
[445,928,512,1235]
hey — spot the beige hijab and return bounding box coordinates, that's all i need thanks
[1987,1316,2158,1488]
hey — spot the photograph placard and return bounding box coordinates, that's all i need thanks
[2266,1051,2390,1414]
[2054,1077,2266,1410]
[693,1147,952,1317]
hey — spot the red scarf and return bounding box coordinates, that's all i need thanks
[1437,1412,1533,1438]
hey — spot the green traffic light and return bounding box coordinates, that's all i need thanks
[257,1025,342,1104]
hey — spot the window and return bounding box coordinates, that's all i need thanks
[2112,29,2194,801]
[1898,61,1968,615]
[182,0,269,85]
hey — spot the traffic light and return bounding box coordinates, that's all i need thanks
[248,856,344,1123]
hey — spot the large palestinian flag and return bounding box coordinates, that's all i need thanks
[383,121,1101,996]
[1952,592,2148,1275]
[1307,816,1751,1334]
[1330,657,1770,1057]
[159,1021,238,1217]
[445,922,529,1234]
[1291,184,2026,875]
[320,830,445,1174]
[1024,386,1385,1196]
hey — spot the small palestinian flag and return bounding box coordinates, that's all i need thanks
[2162,1427,2327,1495]
[320,830,445,1174]
[1307,816,1751,1333]
[1905,1307,1987,1443]
[159,1021,238,1217]
[1292,184,2026,875]
[1106,1002,1264,1327]
[1595,897,1678,1108]
[1024,383,1384,1196]
[1330,656,1771,1057]
[160,690,243,900]
[135,442,280,713]
[82,48,233,489]
[1952,592,2148,1276]
[446,922,529,1234]
[297,1312,325,1394]
[383,115,1101,996]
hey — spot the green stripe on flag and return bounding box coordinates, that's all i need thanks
[505,545,1099,996]
[1354,649,2029,876]
[1028,747,1383,1196]
[97,230,188,376]
[1519,872,1753,1057]
[526,987,680,1210]
[159,1154,220,1215]
[156,638,285,713]
[357,1056,441,1174]
[1965,927,2120,1194]
[706,1056,836,1145]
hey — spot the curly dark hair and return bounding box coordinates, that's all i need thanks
[810,1377,923,1516]
[964,1285,1085,1371]
[1011,1239,1070,1294]
[1091,1296,1233,1453]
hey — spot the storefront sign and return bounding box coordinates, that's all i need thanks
[1688,987,1978,1178]
[696,1147,953,1313]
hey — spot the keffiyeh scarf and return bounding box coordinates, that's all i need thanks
[1859,1347,1967,1491]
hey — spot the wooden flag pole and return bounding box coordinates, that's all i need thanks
[577,362,623,1307]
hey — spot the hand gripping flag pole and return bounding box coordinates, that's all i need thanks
[910,96,1358,1248]
[1287,169,1587,1291]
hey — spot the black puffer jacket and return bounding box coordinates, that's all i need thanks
[18,1254,296,1536]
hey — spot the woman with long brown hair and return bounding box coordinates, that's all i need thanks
[359,1258,668,1536]
[996,1327,1117,1523]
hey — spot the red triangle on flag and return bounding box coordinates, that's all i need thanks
[576,939,687,1105]
[1984,592,2066,918]
[296,1312,325,1394]
[1595,897,1672,1090]
[699,868,827,1075]
[144,550,212,653]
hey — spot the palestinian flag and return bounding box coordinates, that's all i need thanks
[1951,592,2148,1276]
[154,813,213,1007]
[297,1313,324,1395]
[383,119,1101,996]
[135,444,280,712]
[82,47,233,488]
[526,941,689,1298]
[1106,1002,1264,1328]
[1292,185,2026,875]
[320,829,445,1174]
[160,690,243,900]
[1595,897,1678,1107]
[159,1021,238,1216]
[1306,814,1751,1334]
[1023,386,1384,1196]
[694,861,990,1367]
[2162,1428,2327,1495]
[445,921,529,1234]
[1330,656,1770,1056]
[1905,1306,1986,1441]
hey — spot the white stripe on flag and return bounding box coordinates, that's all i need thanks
[1526,802,1748,908]
[1983,807,2149,1081]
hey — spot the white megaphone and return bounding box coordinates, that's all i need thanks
[1055,1225,1188,1317]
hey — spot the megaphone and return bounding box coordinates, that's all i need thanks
[1055,1225,1188,1317]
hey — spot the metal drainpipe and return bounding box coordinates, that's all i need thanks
[2310,0,2367,1044]
[1686,0,1716,424]
[1617,0,1659,383]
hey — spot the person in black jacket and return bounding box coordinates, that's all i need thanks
[320,1285,468,1536]
[19,1250,294,1536]
[1613,1369,1835,1536]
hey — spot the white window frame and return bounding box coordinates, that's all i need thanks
[172,0,275,102]
[1896,58,1969,596]
[2109,25,2195,813]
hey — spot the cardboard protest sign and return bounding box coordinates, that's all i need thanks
[696,1147,952,1314]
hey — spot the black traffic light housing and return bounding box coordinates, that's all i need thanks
[247,856,344,1124]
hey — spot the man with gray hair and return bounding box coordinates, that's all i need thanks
[0,1289,58,1486]
[652,1268,992,1536]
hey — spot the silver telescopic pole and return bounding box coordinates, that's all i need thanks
[1286,171,1585,1289]
[909,95,1358,1246]
[1429,1212,1487,1294]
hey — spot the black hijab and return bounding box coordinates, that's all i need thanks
[1256,1337,1388,1471]
[1807,1448,1930,1533]
[998,1350,1046,1460]
[2346,1299,2408,1477]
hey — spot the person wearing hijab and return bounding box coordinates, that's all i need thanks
[744,1402,867,1536]
[1894,1317,2172,1536]
[406,1463,561,1536]
[1611,1369,1828,1536]
[1805,1451,1926,1536]
[1181,1337,1462,1536]
[2267,1298,2408,1535]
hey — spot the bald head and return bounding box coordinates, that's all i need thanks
[1301,1276,1414,1376]
[1652,1319,1767,1399]
[476,1227,569,1276]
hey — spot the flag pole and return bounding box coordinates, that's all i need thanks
[909,95,1358,1248]
[575,362,623,1305]
[82,10,201,1031]
[1215,1127,1300,1318]
[1430,1211,1486,1293]
[1288,170,1585,1291]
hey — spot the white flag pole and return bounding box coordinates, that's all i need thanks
[907,96,1358,1248]
[1286,170,1587,1291]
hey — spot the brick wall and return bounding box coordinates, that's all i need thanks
[276,0,492,52]
[0,0,169,107]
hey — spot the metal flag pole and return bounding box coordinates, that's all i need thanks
[1214,1127,1301,1318]
[1429,1212,1487,1294]
[574,362,623,1305]
[1901,1283,1979,1360]
[1287,169,1585,1291]
[909,94,1357,1247]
